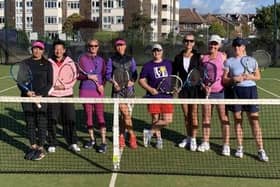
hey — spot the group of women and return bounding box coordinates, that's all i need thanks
[18,33,268,162]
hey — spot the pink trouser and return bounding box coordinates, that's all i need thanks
[79,89,105,129]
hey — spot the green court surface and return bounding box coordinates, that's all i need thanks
[0,64,280,186]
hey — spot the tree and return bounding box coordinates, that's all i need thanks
[62,13,84,40]
[128,12,153,45]
[209,21,226,37]
[254,3,280,38]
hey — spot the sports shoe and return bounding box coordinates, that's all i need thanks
[24,149,37,160]
[129,134,138,149]
[143,129,152,148]
[190,138,197,151]
[84,140,96,149]
[197,142,210,152]
[156,138,163,149]
[48,146,56,153]
[258,149,269,162]
[69,144,81,152]
[222,145,230,156]
[32,149,46,161]
[119,134,126,148]
[235,146,244,158]
[178,137,190,148]
[98,143,107,153]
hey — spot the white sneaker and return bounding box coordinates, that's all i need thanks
[222,145,230,156]
[235,146,243,158]
[69,144,81,152]
[143,129,152,148]
[197,142,210,152]
[190,138,197,151]
[178,137,190,148]
[156,138,163,149]
[258,149,269,162]
[48,146,56,153]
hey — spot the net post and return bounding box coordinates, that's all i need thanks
[112,100,120,171]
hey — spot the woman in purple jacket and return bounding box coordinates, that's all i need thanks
[78,39,107,153]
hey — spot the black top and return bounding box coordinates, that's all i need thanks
[20,57,53,97]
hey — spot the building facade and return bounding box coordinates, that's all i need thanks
[124,0,180,42]
[0,0,178,41]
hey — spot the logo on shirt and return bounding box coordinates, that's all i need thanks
[154,66,168,79]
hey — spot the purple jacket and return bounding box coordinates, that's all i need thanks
[78,53,106,90]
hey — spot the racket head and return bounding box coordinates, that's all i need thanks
[75,61,89,76]
[240,56,256,74]
[112,69,130,88]
[10,63,32,91]
[157,75,183,95]
[202,62,217,86]
[185,68,201,87]
[57,63,76,85]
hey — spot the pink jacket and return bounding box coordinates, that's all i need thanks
[48,56,77,97]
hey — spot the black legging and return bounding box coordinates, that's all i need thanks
[47,102,78,146]
[25,111,47,147]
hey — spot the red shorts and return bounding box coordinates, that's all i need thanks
[147,104,174,114]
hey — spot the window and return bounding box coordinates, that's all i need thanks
[116,16,123,24]
[104,0,114,8]
[67,1,79,9]
[26,1,32,7]
[0,1,4,8]
[116,0,124,8]
[45,0,58,8]
[45,16,58,24]
[0,17,5,24]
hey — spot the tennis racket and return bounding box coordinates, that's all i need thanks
[75,59,102,94]
[240,56,255,74]
[156,75,182,95]
[202,62,217,99]
[112,69,134,97]
[10,63,42,108]
[183,68,202,87]
[54,63,77,89]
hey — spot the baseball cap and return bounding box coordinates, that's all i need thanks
[32,40,45,49]
[152,44,163,51]
[232,37,248,46]
[115,39,126,46]
[209,34,222,44]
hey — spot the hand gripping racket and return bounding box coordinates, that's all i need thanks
[202,62,217,99]
[75,60,103,94]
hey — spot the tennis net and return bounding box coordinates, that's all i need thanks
[0,96,279,178]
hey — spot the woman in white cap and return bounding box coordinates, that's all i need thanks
[139,43,173,149]
[197,34,231,156]
[223,37,269,162]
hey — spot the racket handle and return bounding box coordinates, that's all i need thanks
[36,103,42,109]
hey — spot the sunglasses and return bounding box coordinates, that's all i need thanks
[152,48,162,52]
[183,39,194,43]
[209,41,219,46]
[88,44,99,48]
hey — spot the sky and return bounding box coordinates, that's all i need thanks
[180,0,275,14]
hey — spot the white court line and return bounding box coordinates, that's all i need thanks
[0,85,17,94]
[257,86,280,98]
[262,78,280,82]
[0,76,10,80]
[109,173,118,187]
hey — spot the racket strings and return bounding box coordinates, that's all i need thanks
[57,64,76,85]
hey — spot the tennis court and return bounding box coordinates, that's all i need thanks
[0,65,280,186]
